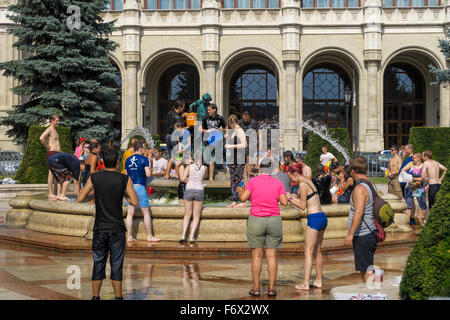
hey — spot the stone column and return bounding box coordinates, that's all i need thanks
[0,2,22,152]
[121,0,141,143]
[281,0,301,151]
[362,0,384,151]
[440,78,450,127]
[201,1,220,109]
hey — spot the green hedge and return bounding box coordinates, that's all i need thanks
[408,127,450,167]
[15,126,72,183]
[304,128,353,175]
[400,173,450,300]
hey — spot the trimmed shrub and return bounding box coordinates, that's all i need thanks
[399,173,450,300]
[304,128,353,175]
[408,127,450,167]
[15,126,72,183]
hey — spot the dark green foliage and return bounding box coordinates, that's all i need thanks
[304,128,353,175]
[152,134,160,148]
[0,0,120,145]
[430,27,450,86]
[408,127,450,166]
[400,174,450,300]
[15,126,72,183]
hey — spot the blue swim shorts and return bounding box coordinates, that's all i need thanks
[307,212,328,232]
[133,184,149,208]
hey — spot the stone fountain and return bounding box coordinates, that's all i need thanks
[5,191,410,242]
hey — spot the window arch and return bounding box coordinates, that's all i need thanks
[383,63,425,148]
[229,64,278,125]
[158,64,199,136]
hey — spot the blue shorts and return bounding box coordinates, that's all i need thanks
[133,184,149,208]
[307,212,328,232]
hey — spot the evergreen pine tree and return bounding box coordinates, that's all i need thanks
[430,27,450,86]
[0,0,120,145]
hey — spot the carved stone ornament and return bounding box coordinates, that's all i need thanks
[0,0,17,7]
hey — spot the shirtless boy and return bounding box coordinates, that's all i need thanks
[387,145,403,198]
[422,150,447,211]
[40,115,61,199]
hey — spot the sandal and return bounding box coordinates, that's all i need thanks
[267,288,277,297]
[249,288,261,297]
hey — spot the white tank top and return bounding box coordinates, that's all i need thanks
[185,164,206,191]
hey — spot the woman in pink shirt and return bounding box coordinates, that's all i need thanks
[237,158,288,297]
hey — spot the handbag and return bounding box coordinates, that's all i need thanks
[398,171,413,183]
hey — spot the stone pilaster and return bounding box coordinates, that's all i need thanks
[121,0,141,141]
[201,0,220,105]
[280,0,301,150]
[0,2,22,152]
[362,0,384,151]
[441,0,450,127]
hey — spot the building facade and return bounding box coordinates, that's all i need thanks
[1,0,449,153]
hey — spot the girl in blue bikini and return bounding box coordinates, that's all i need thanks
[288,162,328,290]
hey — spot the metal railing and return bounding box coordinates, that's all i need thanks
[354,152,390,178]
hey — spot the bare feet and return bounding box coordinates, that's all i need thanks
[226,202,237,208]
[127,238,136,242]
[48,194,58,200]
[147,236,161,242]
[313,280,322,288]
[234,202,247,208]
[295,282,310,290]
[57,196,68,201]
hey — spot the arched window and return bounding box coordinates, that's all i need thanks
[104,60,122,135]
[303,64,352,128]
[158,64,199,136]
[229,64,278,125]
[383,63,425,148]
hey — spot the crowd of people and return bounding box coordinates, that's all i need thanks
[39,107,447,300]
[388,144,447,226]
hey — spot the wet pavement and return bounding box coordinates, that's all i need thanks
[0,241,413,300]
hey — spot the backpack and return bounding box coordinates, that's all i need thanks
[356,179,395,242]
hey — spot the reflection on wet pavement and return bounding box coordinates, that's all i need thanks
[0,242,414,300]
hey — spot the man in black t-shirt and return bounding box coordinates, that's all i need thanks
[201,104,226,181]
[78,148,138,300]
[238,111,261,179]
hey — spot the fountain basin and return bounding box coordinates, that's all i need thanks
[5,191,410,242]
